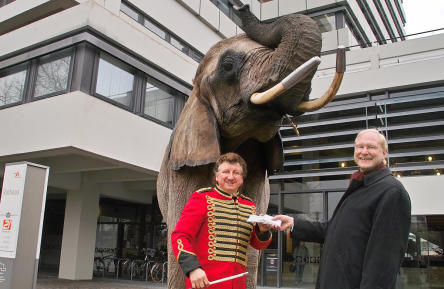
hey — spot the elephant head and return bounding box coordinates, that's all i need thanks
[157,5,345,289]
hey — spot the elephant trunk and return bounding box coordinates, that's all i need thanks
[236,5,323,115]
[236,5,321,80]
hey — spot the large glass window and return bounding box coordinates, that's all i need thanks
[399,215,444,289]
[0,63,27,107]
[33,48,72,98]
[95,53,135,107]
[281,192,323,288]
[313,13,336,33]
[144,78,175,125]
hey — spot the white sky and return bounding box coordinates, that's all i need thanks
[403,0,444,35]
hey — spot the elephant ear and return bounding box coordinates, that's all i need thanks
[168,95,220,170]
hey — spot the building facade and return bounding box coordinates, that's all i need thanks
[0,0,443,288]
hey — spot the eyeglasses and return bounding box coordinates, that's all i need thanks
[218,170,243,177]
[355,144,380,152]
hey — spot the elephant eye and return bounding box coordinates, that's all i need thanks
[222,61,233,71]
[215,50,245,82]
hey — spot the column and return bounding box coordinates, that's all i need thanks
[58,179,99,280]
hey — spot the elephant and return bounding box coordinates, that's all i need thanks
[156,5,345,289]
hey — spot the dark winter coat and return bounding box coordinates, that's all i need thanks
[292,167,411,289]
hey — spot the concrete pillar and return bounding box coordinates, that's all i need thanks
[58,179,99,280]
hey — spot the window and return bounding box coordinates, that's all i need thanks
[95,53,135,108]
[0,0,15,8]
[144,78,175,125]
[120,1,139,22]
[120,1,203,63]
[0,63,27,107]
[143,18,167,40]
[313,13,336,33]
[33,48,72,98]
[170,36,189,54]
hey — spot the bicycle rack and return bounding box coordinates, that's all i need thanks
[162,261,168,283]
[145,261,155,282]
[115,258,125,279]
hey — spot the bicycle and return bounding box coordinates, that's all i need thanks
[150,250,168,282]
[93,249,116,278]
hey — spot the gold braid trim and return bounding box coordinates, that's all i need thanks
[206,196,216,261]
[217,236,249,247]
[213,256,247,266]
[214,211,251,219]
[206,195,255,266]
[215,224,253,235]
[176,239,196,260]
[214,249,247,258]
[239,193,253,202]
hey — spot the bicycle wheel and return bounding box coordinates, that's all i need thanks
[150,263,163,282]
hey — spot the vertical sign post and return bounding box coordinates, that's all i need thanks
[0,162,49,289]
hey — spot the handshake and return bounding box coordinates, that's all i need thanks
[247,214,295,231]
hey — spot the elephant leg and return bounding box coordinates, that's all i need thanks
[166,165,214,289]
[236,142,271,289]
[243,174,269,289]
[157,148,170,221]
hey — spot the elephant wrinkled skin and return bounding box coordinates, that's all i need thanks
[156,5,343,289]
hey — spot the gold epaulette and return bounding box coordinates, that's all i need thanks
[196,187,213,194]
[239,193,253,202]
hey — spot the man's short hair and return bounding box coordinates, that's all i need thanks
[355,128,388,152]
[214,152,247,178]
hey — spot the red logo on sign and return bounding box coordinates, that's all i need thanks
[2,219,12,231]
[14,171,20,178]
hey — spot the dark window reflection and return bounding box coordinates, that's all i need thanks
[34,48,72,98]
[0,63,27,107]
[313,13,336,33]
[277,192,324,288]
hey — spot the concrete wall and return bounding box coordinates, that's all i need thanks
[130,0,225,53]
[0,0,199,86]
[0,91,171,173]
[311,33,444,98]
[400,175,444,215]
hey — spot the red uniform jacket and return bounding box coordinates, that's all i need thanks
[171,186,272,289]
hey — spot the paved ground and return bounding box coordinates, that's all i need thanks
[36,277,296,289]
[37,277,167,289]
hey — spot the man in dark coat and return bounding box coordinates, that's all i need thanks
[273,129,411,289]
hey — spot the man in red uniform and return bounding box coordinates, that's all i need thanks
[171,152,272,289]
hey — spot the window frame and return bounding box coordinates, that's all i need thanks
[0,61,30,109]
[31,47,76,100]
[92,51,137,112]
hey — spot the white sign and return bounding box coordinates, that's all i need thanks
[0,164,27,258]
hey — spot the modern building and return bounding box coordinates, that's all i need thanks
[0,0,442,288]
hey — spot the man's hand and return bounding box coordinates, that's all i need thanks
[189,268,210,288]
[258,222,272,233]
[272,215,294,231]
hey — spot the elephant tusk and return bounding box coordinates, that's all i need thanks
[296,46,346,112]
[250,56,321,105]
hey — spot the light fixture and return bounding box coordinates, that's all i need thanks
[396,173,401,178]
[427,156,433,162]
[436,170,441,176]
[340,162,346,168]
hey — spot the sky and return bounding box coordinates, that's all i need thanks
[403,0,444,36]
